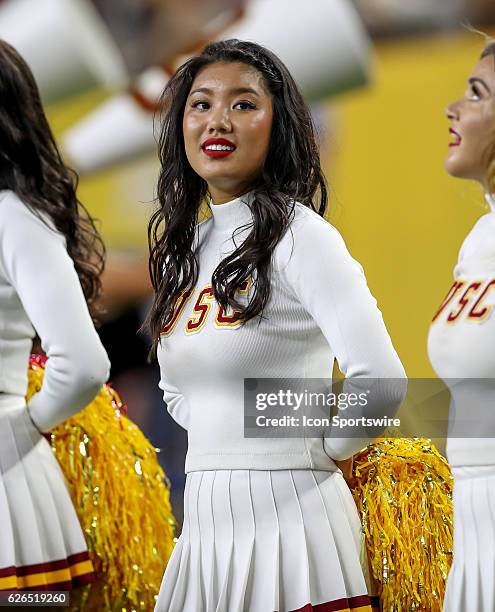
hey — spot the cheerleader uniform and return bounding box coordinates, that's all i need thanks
[428,194,495,611]
[155,193,405,612]
[0,190,110,590]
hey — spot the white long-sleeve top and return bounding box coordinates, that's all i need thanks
[428,194,495,467]
[0,190,110,432]
[158,193,405,472]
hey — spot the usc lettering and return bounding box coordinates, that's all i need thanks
[432,278,495,324]
[186,287,214,333]
[161,288,193,336]
[469,279,495,319]
[161,279,252,336]
[432,281,465,322]
[447,282,482,322]
[215,280,251,327]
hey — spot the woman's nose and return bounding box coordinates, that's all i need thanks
[445,99,460,121]
[207,107,232,133]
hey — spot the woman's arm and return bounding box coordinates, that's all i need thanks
[281,209,406,459]
[158,375,190,430]
[0,193,110,432]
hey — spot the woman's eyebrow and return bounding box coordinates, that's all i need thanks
[228,87,260,96]
[189,86,260,97]
[189,87,212,96]
[469,76,491,94]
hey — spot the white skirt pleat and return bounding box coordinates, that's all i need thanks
[155,469,373,612]
[0,397,93,590]
[443,466,495,612]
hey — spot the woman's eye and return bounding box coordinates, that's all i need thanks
[468,85,481,101]
[192,101,210,110]
[233,101,256,110]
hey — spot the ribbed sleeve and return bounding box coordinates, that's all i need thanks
[0,192,110,432]
[279,209,406,459]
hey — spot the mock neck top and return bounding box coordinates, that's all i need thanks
[209,192,254,232]
[157,196,405,473]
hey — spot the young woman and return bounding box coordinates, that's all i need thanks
[428,41,495,611]
[0,40,110,590]
[148,39,405,612]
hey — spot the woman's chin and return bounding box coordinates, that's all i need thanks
[444,155,468,179]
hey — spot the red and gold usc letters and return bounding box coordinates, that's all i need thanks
[186,287,215,333]
[161,279,252,336]
[215,279,251,327]
[432,277,495,324]
[161,288,193,335]
[446,282,481,322]
[469,280,495,319]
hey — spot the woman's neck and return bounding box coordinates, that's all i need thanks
[208,183,255,205]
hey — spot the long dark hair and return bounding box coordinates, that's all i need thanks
[0,40,104,311]
[146,39,327,352]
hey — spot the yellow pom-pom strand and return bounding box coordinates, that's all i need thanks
[350,438,453,612]
[27,355,176,611]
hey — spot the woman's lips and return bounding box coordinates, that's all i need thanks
[201,138,236,158]
[203,147,235,158]
[449,128,461,147]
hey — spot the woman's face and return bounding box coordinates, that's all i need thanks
[183,61,273,203]
[445,54,495,188]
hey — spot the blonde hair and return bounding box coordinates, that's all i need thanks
[481,41,495,194]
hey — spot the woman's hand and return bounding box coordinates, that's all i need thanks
[334,456,354,486]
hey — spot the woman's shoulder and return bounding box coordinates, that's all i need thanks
[0,190,58,235]
[287,201,346,245]
[0,189,36,221]
[457,210,495,263]
[0,189,24,216]
[274,201,365,287]
[0,190,66,265]
[0,190,30,233]
[274,201,353,271]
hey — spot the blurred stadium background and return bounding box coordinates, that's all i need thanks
[4,0,493,526]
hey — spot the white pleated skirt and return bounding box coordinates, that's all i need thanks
[0,395,95,591]
[443,465,495,612]
[155,469,376,612]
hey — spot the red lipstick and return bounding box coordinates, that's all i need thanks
[201,137,236,158]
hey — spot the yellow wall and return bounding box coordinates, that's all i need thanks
[48,31,495,377]
[329,31,494,376]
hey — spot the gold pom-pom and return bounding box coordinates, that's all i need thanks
[350,438,453,612]
[27,355,176,611]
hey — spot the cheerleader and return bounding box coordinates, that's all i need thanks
[428,40,495,611]
[148,40,406,612]
[0,40,109,591]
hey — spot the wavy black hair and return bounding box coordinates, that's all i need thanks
[0,40,105,312]
[146,39,327,352]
